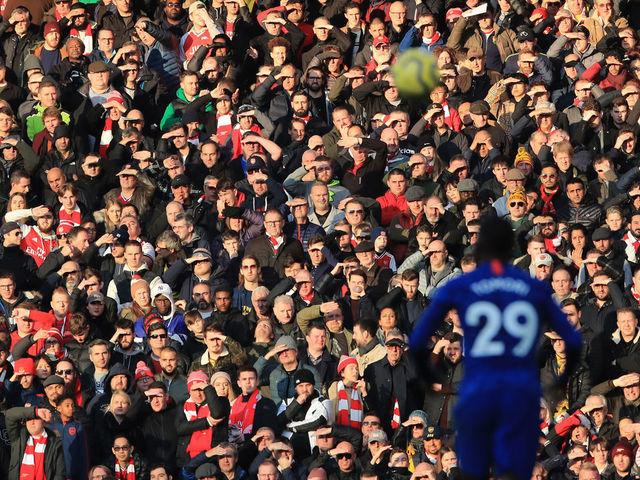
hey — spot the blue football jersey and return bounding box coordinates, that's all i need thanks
[410,261,582,374]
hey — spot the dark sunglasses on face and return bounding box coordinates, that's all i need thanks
[149,333,168,339]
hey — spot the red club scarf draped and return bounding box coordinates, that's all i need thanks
[391,395,401,429]
[229,389,261,434]
[114,458,136,480]
[216,113,233,145]
[183,399,212,458]
[69,24,93,55]
[336,381,363,429]
[540,185,559,214]
[21,431,48,480]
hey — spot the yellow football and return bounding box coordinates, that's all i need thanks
[391,48,440,98]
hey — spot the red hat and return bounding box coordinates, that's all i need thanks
[530,8,548,20]
[143,312,164,335]
[47,328,63,344]
[612,438,633,459]
[373,35,390,48]
[44,21,61,37]
[187,370,209,390]
[14,358,36,376]
[56,223,72,236]
[135,360,154,382]
[337,355,358,375]
[107,90,124,105]
[445,8,463,22]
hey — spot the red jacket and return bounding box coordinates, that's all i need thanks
[376,191,408,226]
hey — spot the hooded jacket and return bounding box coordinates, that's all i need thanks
[133,282,187,342]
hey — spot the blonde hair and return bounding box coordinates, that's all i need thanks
[107,389,131,414]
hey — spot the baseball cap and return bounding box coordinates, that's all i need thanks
[368,429,388,443]
[187,370,209,390]
[445,7,463,22]
[534,253,553,267]
[518,28,535,42]
[87,293,105,304]
[171,174,191,188]
[246,155,266,171]
[192,248,213,261]
[237,104,256,116]
[373,35,390,47]
[423,425,443,440]
[385,337,406,348]
[189,1,206,15]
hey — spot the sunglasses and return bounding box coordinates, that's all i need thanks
[347,209,364,215]
[149,333,168,339]
[540,173,556,178]
[336,453,352,460]
[113,445,131,451]
[509,202,525,207]
[56,369,73,375]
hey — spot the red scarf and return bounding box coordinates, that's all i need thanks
[540,185,558,214]
[423,31,441,47]
[183,399,212,458]
[114,458,136,480]
[294,114,311,123]
[268,234,283,253]
[231,124,260,159]
[336,381,363,429]
[391,395,401,429]
[631,286,640,305]
[99,117,114,158]
[216,113,233,145]
[71,376,84,406]
[70,24,94,55]
[20,431,48,480]
[229,389,261,434]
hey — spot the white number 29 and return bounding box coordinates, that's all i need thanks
[466,301,538,358]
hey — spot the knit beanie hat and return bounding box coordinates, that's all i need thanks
[508,187,527,205]
[135,360,154,382]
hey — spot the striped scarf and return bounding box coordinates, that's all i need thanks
[216,113,233,145]
[114,458,136,480]
[99,117,114,158]
[229,389,261,434]
[391,395,401,429]
[20,431,48,480]
[70,24,94,55]
[336,381,362,429]
[183,399,212,458]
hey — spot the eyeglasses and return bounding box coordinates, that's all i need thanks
[539,222,555,228]
[346,209,364,215]
[242,264,258,269]
[315,166,330,173]
[56,369,74,375]
[113,445,131,451]
[264,220,282,226]
[362,421,379,426]
[540,173,556,178]
[336,453,353,460]
[0,284,14,289]
[149,333,168,339]
[509,202,525,207]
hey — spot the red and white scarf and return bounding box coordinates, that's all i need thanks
[114,458,136,480]
[422,31,441,47]
[336,381,363,429]
[70,24,94,55]
[21,431,48,480]
[540,185,559,214]
[391,395,401,429]
[268,234,284,253]
[183,399,213,458]
[229,389,261,434]
[216,113,233,145]
[99,116,114,158]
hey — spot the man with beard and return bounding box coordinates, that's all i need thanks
[191,281,214,319]
[591,227,631,288]
[303,67,330,128]
[286,91,326,138]
[159,0,189,38]
[157,345,188,403]
[2,204,57,267]
[536,214,566,256]
[110,319,148,373]
[284,155,350,208]
[622,211,640,265]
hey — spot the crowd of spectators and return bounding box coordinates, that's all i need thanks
[3,0,640,479]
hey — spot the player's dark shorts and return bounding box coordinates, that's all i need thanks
[454,370,541,480]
